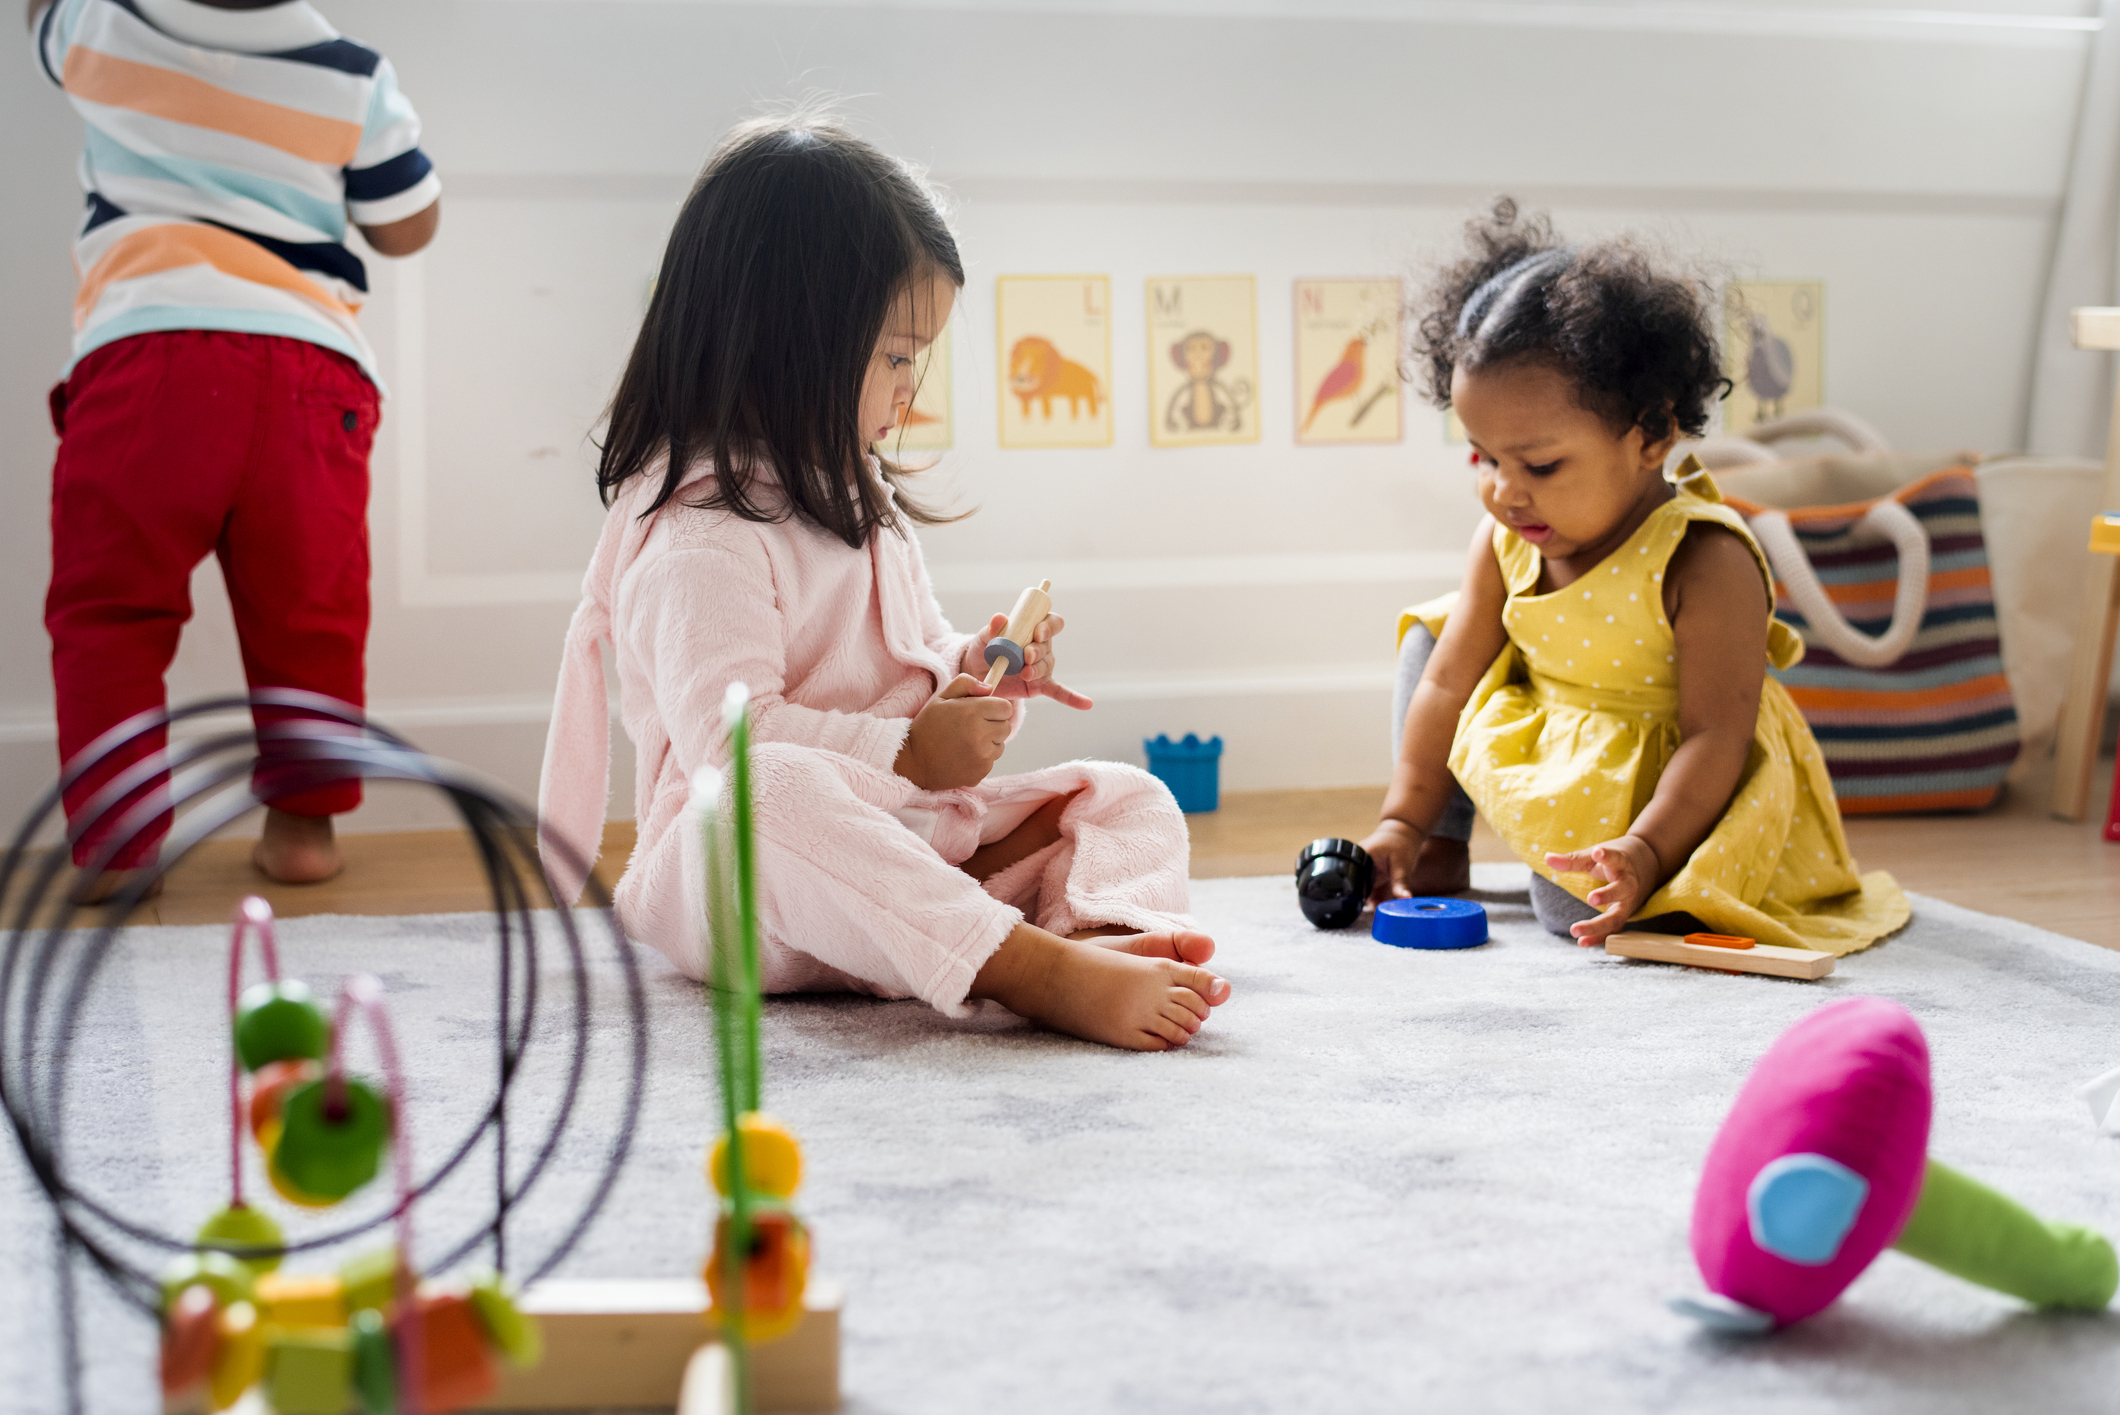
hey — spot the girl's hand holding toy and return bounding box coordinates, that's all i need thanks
[1357,817,1424,901]
[898,578,1083,791]
[963,579,1092,709]
[893,676,1012,791]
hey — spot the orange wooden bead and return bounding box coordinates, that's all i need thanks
[159,1284,220,1396]
[401,1290,498,1412]
[248,1059,322,1144]
[704,1208,810,1342]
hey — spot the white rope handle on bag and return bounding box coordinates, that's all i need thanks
[1748,499,1930,668]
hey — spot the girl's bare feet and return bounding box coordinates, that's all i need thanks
[1406,835,1472,895]
[252,809,343,884]
[1072,927,1217,967]
[972,923,1230,1051]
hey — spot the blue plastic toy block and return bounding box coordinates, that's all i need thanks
[1144,734,1223,813]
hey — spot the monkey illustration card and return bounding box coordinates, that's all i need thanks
[996,275,1113,449]
[1294,278,1402,446]
[1723,281,1823,436]
[1146,275,1259,448]
[881,323,952,455]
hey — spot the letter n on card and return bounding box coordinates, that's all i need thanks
[1294,278,1402,446]
[997,276,1113,448]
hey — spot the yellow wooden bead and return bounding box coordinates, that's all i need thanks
[208,1301,264,1411]
[707,1113,802,1199]
[254,1271,347,1330]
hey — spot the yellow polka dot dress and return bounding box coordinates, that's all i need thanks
[1402,464,1909,955]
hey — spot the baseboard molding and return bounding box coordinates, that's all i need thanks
[0,666,1395,844]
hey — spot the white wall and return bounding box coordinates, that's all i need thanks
[0,0,2096,834]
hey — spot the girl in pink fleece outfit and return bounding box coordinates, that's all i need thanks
[538,116,1230,1051]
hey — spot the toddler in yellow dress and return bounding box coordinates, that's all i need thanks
[1359,202,1908,954]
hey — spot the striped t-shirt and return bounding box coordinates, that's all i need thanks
[34,0,440,386]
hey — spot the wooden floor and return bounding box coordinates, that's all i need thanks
[18,758,2120,949]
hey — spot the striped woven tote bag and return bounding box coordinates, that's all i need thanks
[1730,468,2019,813]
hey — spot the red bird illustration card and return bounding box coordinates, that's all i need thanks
[997,275,1113,449]
[1294,278,1402,446]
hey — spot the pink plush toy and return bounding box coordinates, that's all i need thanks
[1675,997,2117,1332]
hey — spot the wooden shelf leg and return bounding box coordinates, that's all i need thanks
[2052,555,2120,820]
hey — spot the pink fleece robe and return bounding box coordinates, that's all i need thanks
[537,459,1194,1015]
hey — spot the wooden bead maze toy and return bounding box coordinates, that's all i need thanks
[675,683,842,1414]
[0,690,649,1415]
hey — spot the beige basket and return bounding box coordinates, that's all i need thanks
[1678,411,2104,777]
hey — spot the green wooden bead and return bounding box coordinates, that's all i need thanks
[233,979,329,1072]
[274,1077,390,1202]
[267,1327,354,1415]
[340,1246,403,1315]
[196,1203,284,1275]
[469,1273,542,1368]
[350,1308,396,1415]
[159,1251,253,1314]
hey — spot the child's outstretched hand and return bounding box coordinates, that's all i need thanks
[964,612,1093,711]
[1542,835,1662,947]
[896,674,1013,791]
[1356,819,1422,901]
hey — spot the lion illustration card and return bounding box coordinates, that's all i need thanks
[1294,278,1402,446]
[1146,275,1258,448]
[996,275,1112,449]
[882,323,952,455]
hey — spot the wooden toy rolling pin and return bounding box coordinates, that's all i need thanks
[982,579,1053,689]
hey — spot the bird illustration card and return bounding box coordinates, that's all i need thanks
[1146,275,1259,448]
[882,323,952,455]
[1723,281,1823,436]
[1294,278,1402,446]
[997,275,1113,449]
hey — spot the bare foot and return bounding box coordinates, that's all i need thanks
[1074,928,1217,968]
[972,923,1231,1051]
[69,869,164,906]
[1405,835,1471,896]
[252,809,343,885]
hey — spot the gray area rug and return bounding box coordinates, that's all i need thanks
[5,864,2120,1414]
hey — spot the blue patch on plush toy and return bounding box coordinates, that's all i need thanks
[1747,1153,1870,1266]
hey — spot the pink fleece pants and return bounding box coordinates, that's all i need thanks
[620,746,1195,1016]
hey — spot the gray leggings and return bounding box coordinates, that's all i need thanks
[1394,627,1605,938]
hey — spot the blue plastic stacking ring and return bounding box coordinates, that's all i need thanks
[1372,898,1488,950]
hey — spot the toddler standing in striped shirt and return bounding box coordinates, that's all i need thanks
[29,0,440,898]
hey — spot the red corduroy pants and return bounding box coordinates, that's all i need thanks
[46,330,379,868]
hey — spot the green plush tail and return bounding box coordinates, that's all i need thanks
[1891,1159,2117,1310]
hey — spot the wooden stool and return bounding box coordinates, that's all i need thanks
[2049,308,2120,821]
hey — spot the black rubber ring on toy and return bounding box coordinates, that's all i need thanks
[982,636,1025,678]
[0,690,649,1415]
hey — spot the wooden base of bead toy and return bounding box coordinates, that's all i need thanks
[471,1277,842,1412]
[679,1343,736,1414]
[1603,931,1835,981]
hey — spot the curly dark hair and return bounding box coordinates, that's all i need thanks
[1412,198,1726,444]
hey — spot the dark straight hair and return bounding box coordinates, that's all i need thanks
[596,114,965,547]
